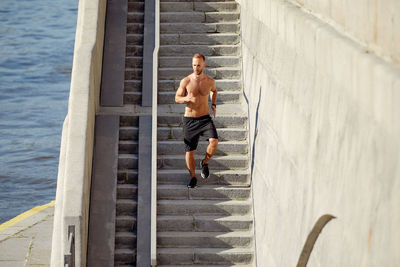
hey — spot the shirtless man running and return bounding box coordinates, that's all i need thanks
[175,53,219,188]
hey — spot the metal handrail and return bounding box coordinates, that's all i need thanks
[64,225,75,267]
[151,0,160,265]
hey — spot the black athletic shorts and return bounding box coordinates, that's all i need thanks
[183,115,218,152]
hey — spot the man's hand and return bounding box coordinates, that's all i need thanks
[185,92,193,103]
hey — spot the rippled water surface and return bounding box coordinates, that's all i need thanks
[0,0,78,223]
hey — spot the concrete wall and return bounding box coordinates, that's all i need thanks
[239,0,400,266]
[51,0,106,265]
[290,0,400,67]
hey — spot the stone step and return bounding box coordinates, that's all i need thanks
[126,44,143,56]
[160,22,240,34]
[158,199,251,216]
[157,215,253,232]
[125,79,142,92]
[159,44,239,56]
[120,126,139,141]
[158,231,252,248]
[161,1,237,12]
[158,79,241,92]
[116,199,137,216]
[127,23,144,34]
[124,92,142,105]
[158,126,246,141]
[116,215,137,232]
[161,33,239,45]
[118,169,138,184]
[161,21,238,34]
[120,116,139,127]
[157,265,252,267]
[119,154,138,170]
[158,91,240,104]
[157,154,248,170]
[128,1,144,12]
[114,248,136,266]
[159,67,240,80]
[127,12,144,23]
[157,169,250,186]
[119,140,138,154]
[160,0,236,2]
[157,247,253,265]
[162,23,240,34]
[115,232,137,249]
[158,184,251,200]
[125,68,143,80]
[126,56,143,68]
[117,184,138,199]
[161,11,239,23]
[159,56,239,68]
[157,140,248,155]
[127,34,144,45]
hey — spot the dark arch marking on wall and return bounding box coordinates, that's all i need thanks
[296,214,336,267]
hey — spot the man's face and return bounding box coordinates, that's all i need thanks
[192,57,205,75]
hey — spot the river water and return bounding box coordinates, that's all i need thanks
[0,0,78,223]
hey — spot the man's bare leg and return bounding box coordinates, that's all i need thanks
[200,138,218,179]
[203,138,218,164]
[186,150,196,177]
[186,150,197,188]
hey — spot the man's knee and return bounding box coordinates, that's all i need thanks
[209,138,218,148]
[186,150,195,157]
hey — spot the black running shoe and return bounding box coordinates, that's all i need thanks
[200,160,209,179]
[187,177,197,188]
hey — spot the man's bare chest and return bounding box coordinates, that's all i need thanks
[186,80,211,96]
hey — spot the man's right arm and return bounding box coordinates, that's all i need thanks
[175,78,191,104]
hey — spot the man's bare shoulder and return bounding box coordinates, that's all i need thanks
[180,76,191,86]
[205,75,215,83]
[204,75,216,88]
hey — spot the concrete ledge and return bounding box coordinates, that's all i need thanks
[51,0,107,266]
[100,0,128,107]
[87,115,120,266]
[137,115,152,266]
[142,0,156,106]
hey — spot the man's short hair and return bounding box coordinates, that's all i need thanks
[193,53,205,62]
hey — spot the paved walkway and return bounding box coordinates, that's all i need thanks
[0,202,54,267]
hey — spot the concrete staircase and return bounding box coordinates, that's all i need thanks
[125,0,144,105]
[157,0,254,266]
[117,116,139,266]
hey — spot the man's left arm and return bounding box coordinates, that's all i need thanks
[210,80,217,117]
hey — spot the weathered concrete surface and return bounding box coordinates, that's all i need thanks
[240,0,400,266]
[100,0,127,106]
[0,205,54,267]
[288,0,400,67]
[51,0,107,266]
[87,115,119,267]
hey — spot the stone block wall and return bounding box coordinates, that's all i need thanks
[240,0,400,266]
